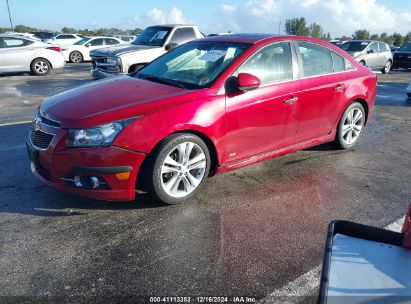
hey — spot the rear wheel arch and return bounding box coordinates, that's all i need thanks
[353,98,369,125]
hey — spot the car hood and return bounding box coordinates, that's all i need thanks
[90,44,159,57]
[40,76,191,129]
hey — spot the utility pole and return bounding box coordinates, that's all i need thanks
[6,0,13,31]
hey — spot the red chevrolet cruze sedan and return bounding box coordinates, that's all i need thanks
[27,34,377,204]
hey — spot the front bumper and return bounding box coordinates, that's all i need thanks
[392,58,411,69]
[27,141,146,201]
[91,68,123,80]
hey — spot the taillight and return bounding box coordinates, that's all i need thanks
[46,46,61,52]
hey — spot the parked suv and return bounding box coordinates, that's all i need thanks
[90,24,203,79]
[392,43,411,70]
[340,40,393,73]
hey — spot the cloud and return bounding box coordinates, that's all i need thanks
[131,7,190,28]
[212,0,411,37]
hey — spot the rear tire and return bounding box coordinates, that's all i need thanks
[30,58,51,76]
[69,51,83,63]
[333,102,365,150]
[147,133,211,205]
[381,60,391,74]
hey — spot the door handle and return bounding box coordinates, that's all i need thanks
[335,85,345,92]
[283,96,298,104]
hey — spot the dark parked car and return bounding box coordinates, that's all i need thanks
[27,34,377,204]
[392,43,411,70]
[29,31,54,41]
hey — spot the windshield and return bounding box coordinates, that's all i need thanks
[340,41,369,52]
[136,41,250,89]
[132,26,171,47]
[398,43,411,52]
[74,38,91,45]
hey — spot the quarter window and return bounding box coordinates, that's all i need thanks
[298,42,333,77]
[236,42,293,85]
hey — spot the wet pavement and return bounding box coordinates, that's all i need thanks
[0,65,410,302]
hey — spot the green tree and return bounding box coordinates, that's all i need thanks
[352,29,370,40]
[285,17,309,36]
[392,32,404,46]
[14,24,38,32]
[61,27,76,33]
[370,34,379,40]
[404,32,411,43]
[379,32,391,44]
[309,22,324,38]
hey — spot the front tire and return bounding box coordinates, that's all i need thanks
[148,133,211,205]
[30,58,51,76]
[381,60,391,74]
[333,102,365,150]
[69,51,83,63]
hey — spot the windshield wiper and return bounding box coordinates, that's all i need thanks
[138,74,187,89]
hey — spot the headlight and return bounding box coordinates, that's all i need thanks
[408,55,411,59]
[66,118,139,147]
[106,57,117,65]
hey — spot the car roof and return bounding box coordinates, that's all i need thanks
[197,34,334,45]
[149,24,197,28]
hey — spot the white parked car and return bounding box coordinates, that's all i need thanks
[90,24,203,79]
[0,34,65,76]
[44,34,84,47]
[407,78,411,99]
[62,36,125,63]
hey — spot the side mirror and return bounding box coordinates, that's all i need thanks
[367,49,375,54]
[237,73,261,92]
[165,43,178,51]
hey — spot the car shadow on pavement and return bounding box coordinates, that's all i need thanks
[0,188,168,217]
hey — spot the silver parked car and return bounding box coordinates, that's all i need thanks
[340,40,393,73]
[0,34,65,76]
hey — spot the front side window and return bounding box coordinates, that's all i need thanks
[298,42,333,77]
[137,41,250,89]
[88,38,104,46]
[368,42,378,53]
[235,42,293,85]
[132,26,171,47]
[3,37,32,48]
[74,38,91,45]
[169,28,197,45]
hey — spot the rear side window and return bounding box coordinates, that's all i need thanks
[236,42,293,85]
[169,28,197,45]
[104,38,120,45]
[2,37,33,48]
[298,42,333,77]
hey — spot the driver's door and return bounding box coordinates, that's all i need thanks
[221,41,301,165]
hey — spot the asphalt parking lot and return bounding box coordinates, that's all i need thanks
[0,64,411,302]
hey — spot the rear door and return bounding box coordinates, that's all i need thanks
[378,42,390,67]
[295,41,348,142]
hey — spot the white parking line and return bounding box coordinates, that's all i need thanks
[258,216,405,303]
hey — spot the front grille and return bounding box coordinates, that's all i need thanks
[30,126,54,150]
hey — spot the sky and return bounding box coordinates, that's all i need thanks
[1,0,411,37]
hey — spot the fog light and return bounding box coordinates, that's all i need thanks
[74,175,84,188]
[90,176,100,189]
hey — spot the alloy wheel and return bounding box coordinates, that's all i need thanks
[342,108,364,145]
[160,142,207,198]
[34,61,49,74]
[70,52,82,63]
